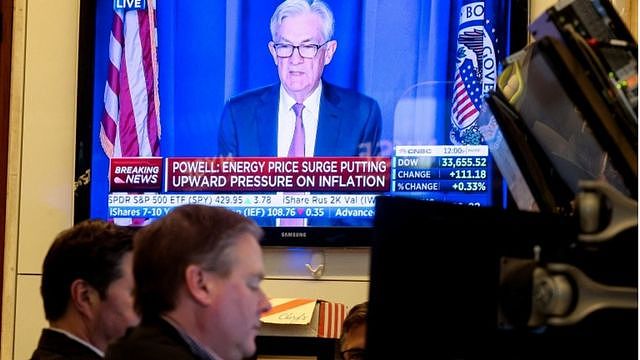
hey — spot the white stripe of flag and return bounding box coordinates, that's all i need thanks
[100,0,160,159]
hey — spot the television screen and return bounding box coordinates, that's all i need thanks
[76,0,524,246]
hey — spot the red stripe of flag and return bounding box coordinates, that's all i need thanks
[118,54,141,156]
[101,4,160,159]
[101,2,161,226]
[137,9,160,156]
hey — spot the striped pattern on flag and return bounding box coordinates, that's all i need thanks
[317,301,346,338]
[100,1,160,159]
[451,58,482,129]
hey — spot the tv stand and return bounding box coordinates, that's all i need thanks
[253,335,338,360]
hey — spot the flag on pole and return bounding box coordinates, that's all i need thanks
[100,0,160,158]
[450,0,504,145]
[101,0,160,225]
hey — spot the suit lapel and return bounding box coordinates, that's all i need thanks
[256,85,279,156]
[315,82,342,156]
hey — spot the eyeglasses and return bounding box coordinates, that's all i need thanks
[341,348,365,360]
[273,41,329,59]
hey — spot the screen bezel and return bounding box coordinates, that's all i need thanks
[73,0,529,247]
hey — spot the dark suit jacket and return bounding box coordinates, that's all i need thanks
[30,329,102,360]
[105,317,215,360]
[218,81,382,157]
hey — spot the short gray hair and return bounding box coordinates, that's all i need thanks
[270,0,334,42]
[133,204,263,319]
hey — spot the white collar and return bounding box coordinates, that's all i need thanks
[47,327,104,357]
[280,81,323,114]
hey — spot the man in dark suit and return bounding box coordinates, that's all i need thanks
[105,205,272,360]
[218,0,382,158]
[30,220,138,360]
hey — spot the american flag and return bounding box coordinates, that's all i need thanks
[451,58,482,129]
[100,1,160,158]
[450,0,504,145]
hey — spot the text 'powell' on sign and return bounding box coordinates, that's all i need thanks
[114,0,146,10]
[166,157,391,192]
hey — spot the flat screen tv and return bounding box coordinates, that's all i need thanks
[74,0,527,246]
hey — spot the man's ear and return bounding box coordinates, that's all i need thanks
[70,279,99,319]
[323,40,337,65]
[268,41,278,65]
[185,264,215,306]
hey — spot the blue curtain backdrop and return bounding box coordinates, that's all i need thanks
[90,0,511,218]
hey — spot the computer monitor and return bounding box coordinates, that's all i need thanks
[367,196,636,359]
[73,0,529,247]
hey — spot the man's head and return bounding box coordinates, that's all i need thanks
[340,301,368,360]
[268,0,337,103]
[133,204,271,360]
[41,220,139,351]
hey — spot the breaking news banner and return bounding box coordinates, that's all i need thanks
[111,157,391,193]
[168,157,390,192]
[107,146,493,220]
[110,157,163,192]
[166,157,390,192]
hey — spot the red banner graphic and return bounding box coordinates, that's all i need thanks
[165,157,391,192]
[110,157,163,192]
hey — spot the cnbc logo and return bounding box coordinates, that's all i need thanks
[114,0,146,10]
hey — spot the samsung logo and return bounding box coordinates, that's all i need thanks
[281,232,307,238]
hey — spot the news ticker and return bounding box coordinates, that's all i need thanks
[107,146,494,219]
[109,206,374,219]
[107,192,492,219]
[108,146,491,194]
[109,193,378,207]
[108,193,377,219]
